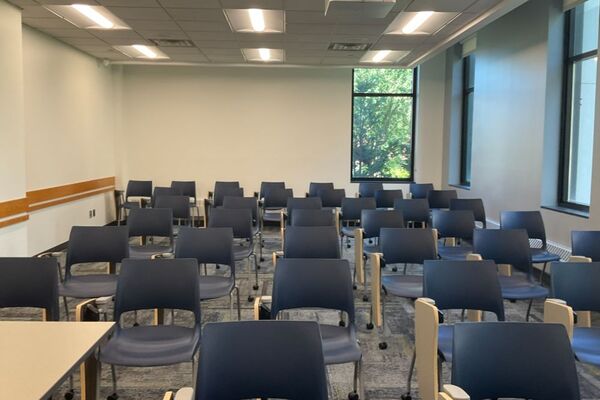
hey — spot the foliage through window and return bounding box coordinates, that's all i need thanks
[560,0,598,210]
[351,68,416,181]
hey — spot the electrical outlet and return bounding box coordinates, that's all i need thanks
[92,209,96,217]
[89,210,93,218]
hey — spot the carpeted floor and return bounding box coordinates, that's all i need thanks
[2,227,600,400]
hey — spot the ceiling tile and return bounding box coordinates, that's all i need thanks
[334,24,387,35]
[192,40,240,48]
[171,54,210,62]
[20,6,56,18]
[465,0,501,13]
[201,48,243,56]
[177,21,231,32]
[285,56,323,64]
[219,0,284,9]
[35,27,98,38]
[186,31,237,40]
[207,54,245,62]
[60,37,110,46]
[165,8,227,22]
[126,19,181,30]
[136,29,189,39]
[283,0,324,11]
[286,23,333,34]
[23,17,77,29]
[92,29,147,40]
[97,0,161,6]
[405,0,478,12]
[106,7,172,20]
[158,0,221,8]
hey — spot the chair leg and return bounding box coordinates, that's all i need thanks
[348,358,362,400]
[108,364,118,400]
[526,299,534,321]
[234,286,241,321]
[540,262,548,283]
[402,349,417,400]
[379,290,388,349]
[203,263,208,276]
[253,253,259,291]
[63,297,70,321]
[259,232,264,262]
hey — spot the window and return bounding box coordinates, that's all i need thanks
[351,68,417,181]
[560,0,599,210]
[460,55,475,186]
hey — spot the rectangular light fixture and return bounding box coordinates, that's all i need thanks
[242,48,284,63]
[385,11,459,35]
[114,45,170,60]
[44,5,130,30]
[360,50,409,64]
[224,9,284,33]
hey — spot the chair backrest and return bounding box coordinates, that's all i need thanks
[452,322,580,400]
[394,198,430,223]
[151,186,176,207]
[263,188,293,208]
[380,228,437,264]
[375,189,404,208]
[409,183,434,199]
[361,209,405,239]
[450,198,486,227]
[208,208,252,239]
[318,188,346,208]
[223,196,259,223]
[154,195,191,221]
[284,226,340,259]
[213,186,243,207]
[341,197,376,222]
[291,209,335,227]
[66,226,129,277]
[175,227,235,276]
[259,181,286,199]
[551,261,600,312]
[427,189,457,209]
[271,258,355,322]
[423,260,504,320]
[114,258,201,324]
[308,182,334,197]
[432,210,475,241]
[572,231,600,261]
[196,320,328,400]
[128,207,173,239]
[358,182,383,198]
[125,180,152,199]
[0,257,60,321]
[500,210,548,248]
[473,229,532,275]
[171,181,196,200]
[214,181,240,191]
[286,197,322,225]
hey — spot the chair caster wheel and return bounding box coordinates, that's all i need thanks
[392,267,398,272]
[366,323,374,330]
[253,284,259,290]
[379,342,388,350]
[247,295,255,303]
[133,322,139,327]
[64,390,74,400]
[339,320,346,327]
[347,244,351,249]
[348,391,360,400]
[362,295,369,302]
[107,393,119,400]
[509,299,516,303]
[260,257,265,262]
[353,284,357,290]
[216,265,220,269]
[401,394,412,400]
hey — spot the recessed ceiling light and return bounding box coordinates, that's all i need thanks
[114,45,170,60]
[224,9,284,33]
[385,11,459,35]
[44,5,130,30]
[360,50,409,64]
[242,48,284,63]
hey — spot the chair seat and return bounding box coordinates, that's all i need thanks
[437,324,454,363]
[319,324,362,365]
[438,245,473,261]
[262,212,282,223]
[123,201,140,210]
[199,276,234,300]
[381,274,423,299]
[498,275,549,300]
[363,243,380,255]
[59,274,118,298]
[99,325,200,367]
[531,248,561,263]
[341,226,357,238]
[573,327,600,366]
[129,244,173,259]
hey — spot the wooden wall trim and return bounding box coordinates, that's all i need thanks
[0,177,115,229]
[0,197,28,219]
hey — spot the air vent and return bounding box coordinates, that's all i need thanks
[328,42,371,51]
[149,39,195,47]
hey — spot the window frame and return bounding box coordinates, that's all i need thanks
[460,54,475,186]
[350,68,418,183]
[558,6,598,212]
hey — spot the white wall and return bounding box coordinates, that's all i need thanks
[22,26,117,254]
[0,0,27,256]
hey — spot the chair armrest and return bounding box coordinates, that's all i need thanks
[272,251,283,267]
[544,298,574,340]
[416,298,440,400]
[354,228,365,285]
[442,384,470,400]
[253,295,272,320]
[170,387,193,400]
[37,251,62,259]
[569,255,592,262]
[431,228,438,256]
[370,252,383,327]
[163,392,174,400]
[151,252,174,260]
[466,253,482,261]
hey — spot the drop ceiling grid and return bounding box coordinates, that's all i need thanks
[13,0,501,66]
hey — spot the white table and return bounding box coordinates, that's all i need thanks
[0,321,114,400]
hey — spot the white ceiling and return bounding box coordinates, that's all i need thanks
[9,0,524,67]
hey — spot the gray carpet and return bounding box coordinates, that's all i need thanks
[2,227,600,400]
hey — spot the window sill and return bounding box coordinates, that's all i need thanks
[449,183,471,190]
[541,204,589,219]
